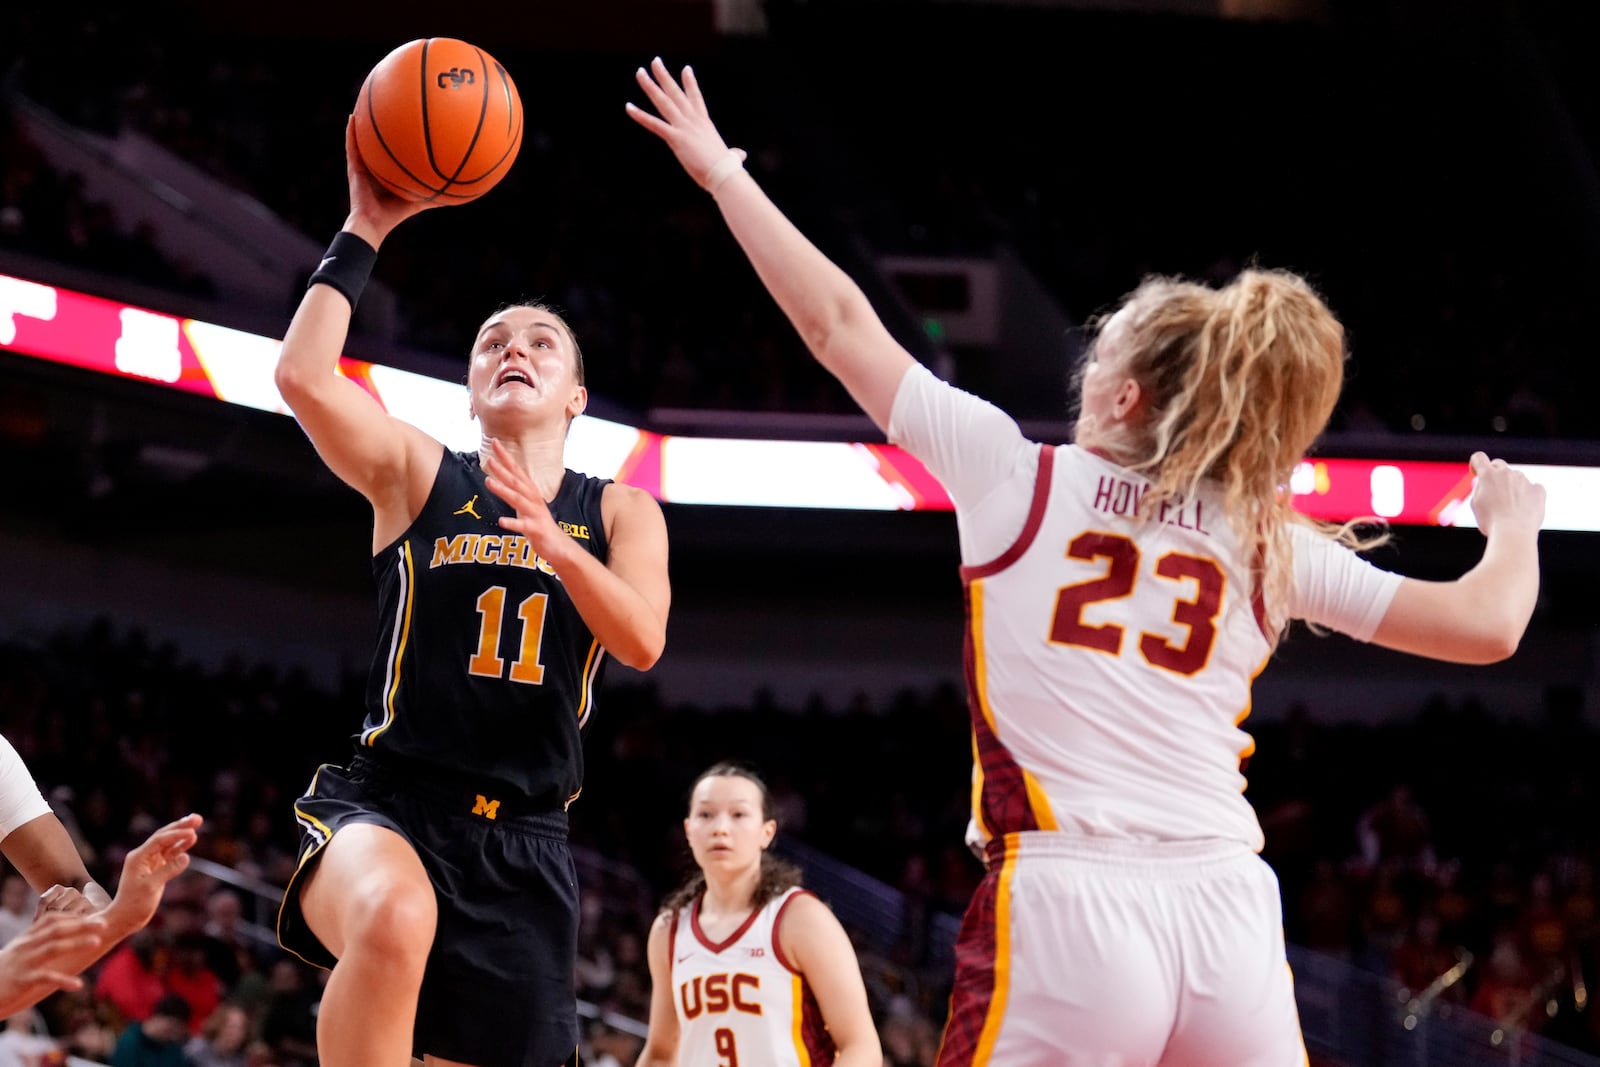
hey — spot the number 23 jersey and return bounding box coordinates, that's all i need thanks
[888,364,1402,851]
[359,449,610,809]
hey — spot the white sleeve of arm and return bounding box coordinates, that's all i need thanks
[887,362,1034,513]
[0,735,51,838]
[1288,524,1405,641]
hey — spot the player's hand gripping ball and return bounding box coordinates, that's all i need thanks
[352,37,523,203]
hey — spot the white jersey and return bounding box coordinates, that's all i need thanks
[0,734,50,839]
[889,364,1402,851]
[668,887,835,1067]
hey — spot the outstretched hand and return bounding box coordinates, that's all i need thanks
[0,912,107,1019]
[626,57,746,191]
[482,440,578,570]
[343,116,439,245]
[1467,452,1545,539]
[104,813,202,935]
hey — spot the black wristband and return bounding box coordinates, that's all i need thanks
[308,231,378,309]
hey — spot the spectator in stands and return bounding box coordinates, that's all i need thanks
[183,1001,251,1067]
[0,880,31,949]
[93,930,164,1025]
[0,1006,66,1067]
[109,992,190,1067]
[162,933,221,1035]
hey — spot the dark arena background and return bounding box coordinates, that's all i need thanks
[3,1,1600,1064]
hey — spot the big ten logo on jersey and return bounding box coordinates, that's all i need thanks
[679,973,762,1019]
[429,533,558,577]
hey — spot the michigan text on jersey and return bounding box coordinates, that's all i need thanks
[430,533,560,575]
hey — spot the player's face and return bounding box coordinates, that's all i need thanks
[467,306,587,427]
[685,775,777,877]
[1075,304,1140,442]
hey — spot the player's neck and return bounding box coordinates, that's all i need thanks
[699,868,761,920]
[480,432,567,500]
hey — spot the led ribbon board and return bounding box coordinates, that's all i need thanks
[2,271,1593,528]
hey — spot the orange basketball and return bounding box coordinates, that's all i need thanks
[352,38,523,204]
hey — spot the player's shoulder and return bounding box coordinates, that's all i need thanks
[647,908,677,954]
[772,888,836,932]
[600,480,666,526]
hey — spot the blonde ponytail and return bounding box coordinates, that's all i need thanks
[1082,269,1385,641]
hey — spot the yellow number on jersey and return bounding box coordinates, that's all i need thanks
[468,586,549,684]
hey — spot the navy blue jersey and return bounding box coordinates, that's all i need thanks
[359,449,610,808]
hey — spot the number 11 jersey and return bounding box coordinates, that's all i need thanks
[360,449,610,810]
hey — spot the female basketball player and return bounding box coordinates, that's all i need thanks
[629,59,1545,1066]
[634,764,881,1067]
[272,120,670,1067]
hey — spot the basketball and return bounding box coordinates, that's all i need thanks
[352,38,523,204]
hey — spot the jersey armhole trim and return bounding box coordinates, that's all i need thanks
[959,444,1054,581]
[1250,540,1272,642]
[770,888,812,976]
[666,908,680,988]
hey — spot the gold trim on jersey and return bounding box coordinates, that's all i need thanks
[279,765,337,970]
[970,731,991,844]
[969,581,1059,833]
[790,972,812,1067]
[575,637,605,729]
[973,837,1021,1064]
[363,542,416,747]
[1235,654,1272,780]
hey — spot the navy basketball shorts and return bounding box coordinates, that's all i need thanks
[277,755,581,1067]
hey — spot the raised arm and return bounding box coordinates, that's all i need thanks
[273,119,443,536]
[628,60,916,434]
[1370,452,1544,664]
[482,442,671,670]
[633,912,681,1067]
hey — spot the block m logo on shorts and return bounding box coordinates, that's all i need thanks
[473,794,501,820]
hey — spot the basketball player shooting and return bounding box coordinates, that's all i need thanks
[270,57,671,1065]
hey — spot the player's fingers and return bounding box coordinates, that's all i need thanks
[682,65,707,112]
[634,66,680,120]
[1469,451,1490,475]
[650,57,690,108]
[624,102,674,139]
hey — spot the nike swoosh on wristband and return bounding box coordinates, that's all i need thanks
[318,256,336,272]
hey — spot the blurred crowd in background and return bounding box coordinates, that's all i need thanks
[0,621,1592,1065]
[3,2,1599,432]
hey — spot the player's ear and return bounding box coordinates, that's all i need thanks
[567,385,588,421]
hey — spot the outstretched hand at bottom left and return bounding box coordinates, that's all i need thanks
[0,814,200,1020]
[0,911,107,1019]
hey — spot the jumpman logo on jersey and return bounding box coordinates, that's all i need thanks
[454,495,483,520]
